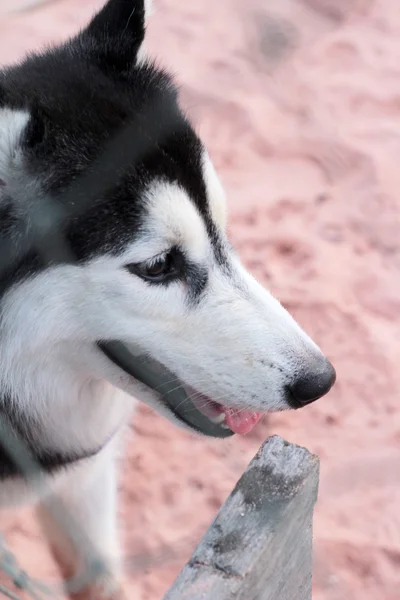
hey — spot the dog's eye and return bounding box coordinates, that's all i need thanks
[126,252,178,283]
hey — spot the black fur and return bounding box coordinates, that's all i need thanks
[0,0,225,294]
[0,396,106,479]
[0,0,229,478]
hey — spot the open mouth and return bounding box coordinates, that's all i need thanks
[98,341,261,438]
[185,387,261,435]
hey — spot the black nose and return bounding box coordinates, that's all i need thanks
[288,360,336,408]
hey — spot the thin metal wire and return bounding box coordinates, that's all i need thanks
[0,76,186,600]
[0,113,181,597]
[0,583,22,600]
[0,41,195,596]
[0,1,357,598]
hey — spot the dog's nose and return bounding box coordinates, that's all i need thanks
[289,360,336,407]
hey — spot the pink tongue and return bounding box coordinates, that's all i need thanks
[224,409,261,435]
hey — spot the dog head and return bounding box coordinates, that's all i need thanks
[0,0,335,437]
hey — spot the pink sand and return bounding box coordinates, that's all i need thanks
[0,1,399,599]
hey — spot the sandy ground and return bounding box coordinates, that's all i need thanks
[0,0,400,599]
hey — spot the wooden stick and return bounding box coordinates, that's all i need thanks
[164,435,320,600]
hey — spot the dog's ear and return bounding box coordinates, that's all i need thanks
[80,0,153,72]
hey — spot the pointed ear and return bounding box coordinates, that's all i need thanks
[81,0,153,72]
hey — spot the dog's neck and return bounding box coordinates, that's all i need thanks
[0,339,96,404]
[0,340,134,480]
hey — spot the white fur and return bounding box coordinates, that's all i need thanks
[36,441,122,596]
[0,163,328,594]
[144,0,153,19]
[0,174,325,432]
[0,3,332,593]
[136,0,153,66]
[0,109,29,186]
[202,151,227,231]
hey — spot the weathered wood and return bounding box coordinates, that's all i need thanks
[164,435,320,600]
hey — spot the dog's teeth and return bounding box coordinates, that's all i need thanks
[220,423,230,429]
[209,413,226,425]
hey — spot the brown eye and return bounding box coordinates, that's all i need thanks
[126,252,177,283]
[145,255,172,278]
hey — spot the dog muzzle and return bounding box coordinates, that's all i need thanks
[98,341,235,438]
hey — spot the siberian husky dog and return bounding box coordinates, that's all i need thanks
[0,0,335,596]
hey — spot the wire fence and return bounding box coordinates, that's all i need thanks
[0,87,189,597]
[0,0,356,598]
[0,19,211,593]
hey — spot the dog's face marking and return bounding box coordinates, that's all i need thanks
[0,0,336,442]
[202,152,228,232]
[144,181,210,265]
